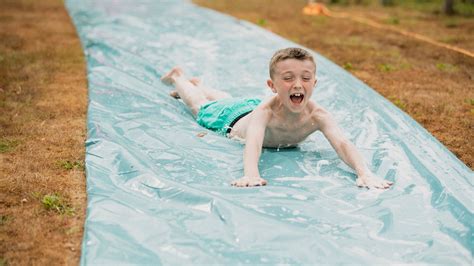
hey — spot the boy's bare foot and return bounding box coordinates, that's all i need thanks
[160,67,183,85]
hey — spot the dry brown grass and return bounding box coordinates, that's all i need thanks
[0,0,473,264]
[194,0,474,168]
[0,0,87,264]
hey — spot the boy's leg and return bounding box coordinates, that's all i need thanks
[192,78,231,101]
[169,77,231,101]
[161,67,208,116]
[169,78,201,99]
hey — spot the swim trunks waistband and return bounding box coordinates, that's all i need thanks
[226,111,251,134]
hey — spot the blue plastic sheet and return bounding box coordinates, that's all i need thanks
[66,0,473,264]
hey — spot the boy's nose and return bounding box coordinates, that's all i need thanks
[294,79,303,88]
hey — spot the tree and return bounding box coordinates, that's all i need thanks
[443,0,455,15]
[380,0,394,6]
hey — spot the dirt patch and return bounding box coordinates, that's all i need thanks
[0,0,87,264]
[194,0,474,168]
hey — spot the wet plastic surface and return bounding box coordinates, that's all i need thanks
[66,0,473,264]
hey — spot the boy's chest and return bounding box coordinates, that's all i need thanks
[263,118,318,147]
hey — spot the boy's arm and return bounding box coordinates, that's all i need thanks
[231,107,270,187]
[316,109,393,189]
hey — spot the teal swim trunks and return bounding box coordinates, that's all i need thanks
[196,98,261,136]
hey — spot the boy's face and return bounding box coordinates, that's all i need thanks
[267,58,317,113]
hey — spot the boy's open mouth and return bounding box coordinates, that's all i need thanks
[290,93,304,104]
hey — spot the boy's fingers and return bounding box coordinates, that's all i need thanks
[374,181,382,188]
[259,179,267,186]
[356,178,366,187]
[231,178,250,187]
[231,177,266,187]
[249,179,264,186]
[357,177,392,190]
[231,181,242,186]
[373,180,392,189]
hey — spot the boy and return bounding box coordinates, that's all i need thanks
[161,47,393,189]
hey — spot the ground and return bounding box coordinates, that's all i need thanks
[0,0,87,264]
[0,0,472,264]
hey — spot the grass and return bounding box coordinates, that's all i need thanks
[343,62,354,70]
[1,0,473,263]
[65,226,81,235]
[0,139,19,153]
[0,215,10,226]
[41,194,75,216]
[257,18,267,26]
[440,35,465,44]
[453,2,474,16]
[311,16,328,26]
[435,62,458,72]
[31,191,76,216]
[1,0,87,264]
[57,160,84,170]
[444,18,459,28]
[391,98,407,111]
[379,63,395,72]
[386,16,400,24]
[341,0,474,17]
[41,193,75,215]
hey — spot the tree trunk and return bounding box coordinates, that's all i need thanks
[380,0,394,6]
[443,0,455,15]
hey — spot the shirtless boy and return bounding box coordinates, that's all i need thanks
[161,47,393,189]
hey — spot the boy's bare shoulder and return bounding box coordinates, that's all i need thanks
[253,96,276,115]
[308,101,334,126]
[247,97,273,123]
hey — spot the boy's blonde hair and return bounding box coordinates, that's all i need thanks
[269,47,316,79]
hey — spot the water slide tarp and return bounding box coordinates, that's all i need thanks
[66,0,473,264]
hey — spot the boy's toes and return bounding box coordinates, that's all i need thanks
[249,178,267,187]
[169,90,180,99]
[189,77,201,86]
[231,180,247,187]
[383,180,393,188]
[356,178,366,187]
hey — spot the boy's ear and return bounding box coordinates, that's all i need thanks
[267,79,277,93]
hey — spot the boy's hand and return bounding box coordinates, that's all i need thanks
[356,174,393,189]
[231,176,267,187]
